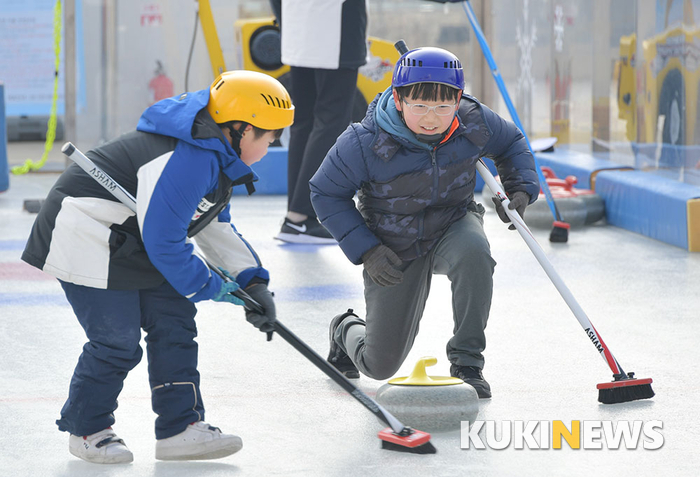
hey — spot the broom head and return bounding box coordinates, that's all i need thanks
[597,375,654,404]
[549,220,570,243]
[378,427,437,454]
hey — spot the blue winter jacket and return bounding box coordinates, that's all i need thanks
[310,88,540,264]
[23,89,268,301]
[135,90,269,299]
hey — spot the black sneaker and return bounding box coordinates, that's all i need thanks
[450,364,492,399]
[275,216,337,244]
[327,309,361,379]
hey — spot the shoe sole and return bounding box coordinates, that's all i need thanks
[155,438,243,461]
[69,446,134,464]
[474,389,492,399]
[340,369,360,379]
[274,233,337,245]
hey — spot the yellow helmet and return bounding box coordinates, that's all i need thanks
[207,70,294,129]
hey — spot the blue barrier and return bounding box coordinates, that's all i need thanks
[534,148,632,190]
[595,169,700,251]
[0,83,9,192]
[232,147,288,195]
[494,145,700,251]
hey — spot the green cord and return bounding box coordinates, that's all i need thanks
[12,0,62,175]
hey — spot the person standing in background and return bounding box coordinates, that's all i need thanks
[271,0,368,244]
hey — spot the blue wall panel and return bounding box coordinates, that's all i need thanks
[595,170,700,250]
[1,84,9,193]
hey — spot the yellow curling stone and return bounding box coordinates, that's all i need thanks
[375,357,480,431]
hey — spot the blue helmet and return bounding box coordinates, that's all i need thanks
[392,47,465,90]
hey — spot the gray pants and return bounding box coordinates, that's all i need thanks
[338,206,496,380]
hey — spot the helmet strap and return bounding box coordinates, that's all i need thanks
[397,108,448,145]
[225,121,247,156]
[415,131,446,144]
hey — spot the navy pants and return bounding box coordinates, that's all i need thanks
[57,280,203,439]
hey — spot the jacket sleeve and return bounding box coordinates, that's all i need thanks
[137,142,223,302]
[310,125,381,264]
[193,204,270,289]
[479,104,540,203]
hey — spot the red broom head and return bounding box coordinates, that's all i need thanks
[549,221,570,243]
[378,427,436,454]
[597,377,654,404]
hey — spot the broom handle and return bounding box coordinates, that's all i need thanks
[219,277,407,434]
[61,142,137,210]
[61,141,409,435]
[239,305,408,434]
[476,160,625,376]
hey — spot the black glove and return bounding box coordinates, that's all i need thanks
[244,284,276,340]
[362,244,403,287]
[492,191,529,230]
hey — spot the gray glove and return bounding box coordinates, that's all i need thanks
[244,283,276,340]
[362,244,403,287]
[492,191,529,230]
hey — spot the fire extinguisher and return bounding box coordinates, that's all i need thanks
[149,60,174,105]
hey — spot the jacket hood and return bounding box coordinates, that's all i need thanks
[137,89,257,184]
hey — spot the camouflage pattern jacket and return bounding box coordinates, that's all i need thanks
[310,92,540,265]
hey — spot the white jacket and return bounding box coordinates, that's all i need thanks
[280,0,368,70]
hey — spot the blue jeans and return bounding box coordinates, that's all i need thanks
[57,280,203,439]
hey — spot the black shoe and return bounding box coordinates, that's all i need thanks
[450,364,492,398]
[275,216,337,244]
[327,309,361,379]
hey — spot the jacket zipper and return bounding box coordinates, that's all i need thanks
[431,148,439,203]
[417,148,439,245]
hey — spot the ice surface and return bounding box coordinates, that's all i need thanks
[1,172,699,476]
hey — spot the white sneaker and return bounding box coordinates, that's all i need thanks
[155,421,242,461]
[68,427,133,464]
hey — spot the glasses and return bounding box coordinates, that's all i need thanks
[402,100,457,116]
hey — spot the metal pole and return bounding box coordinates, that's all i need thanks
[64,0,76,167]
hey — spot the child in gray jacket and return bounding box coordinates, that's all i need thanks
[309,47,539,398]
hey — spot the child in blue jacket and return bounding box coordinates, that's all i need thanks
[310,47,539,398]
[22,71,293,463]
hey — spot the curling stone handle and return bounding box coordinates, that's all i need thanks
[406,356,438,382]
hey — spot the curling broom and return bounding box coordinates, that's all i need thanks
[478,159,654,404]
